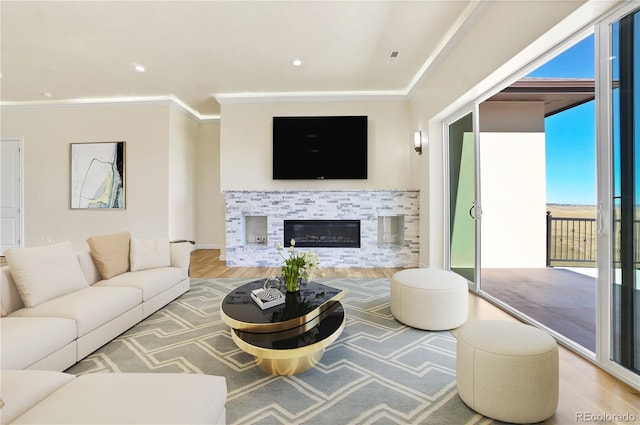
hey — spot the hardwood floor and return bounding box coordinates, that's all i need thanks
[189,248,403,279]
[481,268,596,351]
[191,249,640,424]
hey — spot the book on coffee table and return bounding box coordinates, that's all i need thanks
[251,288,285,310]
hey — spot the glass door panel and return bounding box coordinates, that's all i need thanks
[448,112,477,283]
[479,35,597,354]
[611,9,640,375]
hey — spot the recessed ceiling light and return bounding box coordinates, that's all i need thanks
[292,58,303,67]
[133,63,146,72]
[41,92,52,98]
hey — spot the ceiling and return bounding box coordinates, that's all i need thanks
[0,1,482,116]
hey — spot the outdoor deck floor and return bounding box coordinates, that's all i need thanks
[480,267,596,352]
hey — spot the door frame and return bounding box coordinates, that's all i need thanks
[444,104,481,292]
[1,138,24,255]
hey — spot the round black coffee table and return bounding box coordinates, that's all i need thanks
[220,279,345,375]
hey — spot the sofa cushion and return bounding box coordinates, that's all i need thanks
[1,317,77,370]
[1,370,75,425]
[4,241,89,308]
[87,231,131,279]
[130,238,170,272]
[11,373,227,425]
[9,287,141,337]
[95,267,186,301]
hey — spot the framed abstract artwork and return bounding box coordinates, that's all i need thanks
[70,141,125,209]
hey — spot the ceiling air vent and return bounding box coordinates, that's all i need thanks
[387,51,399,64]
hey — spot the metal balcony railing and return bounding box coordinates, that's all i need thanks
[546,211,640,266]
[546,212,596,266]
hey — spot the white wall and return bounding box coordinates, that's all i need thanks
[168,105,199,241]
[480,132,547,267]
[195,120,221,248]
[0,102,178,250]
[479,102,547,268]
[219,101,412,191]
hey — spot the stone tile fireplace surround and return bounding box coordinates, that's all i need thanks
[224,190,419,268]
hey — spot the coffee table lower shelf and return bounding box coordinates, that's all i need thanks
[231,304,345,375]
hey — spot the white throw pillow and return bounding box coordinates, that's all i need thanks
[130,238,170,272]
[4,241,89,308]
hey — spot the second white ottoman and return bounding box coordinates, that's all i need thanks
[390,268,469,330]
[456,320,559,423]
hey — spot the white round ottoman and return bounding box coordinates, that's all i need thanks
[456,320,559,423]
[390,268,468,330]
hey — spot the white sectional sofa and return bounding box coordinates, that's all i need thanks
[1,233,229,424]
[0,232,192,371]
[1,370,227,424]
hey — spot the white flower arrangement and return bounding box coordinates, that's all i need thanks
[276,239,320,292]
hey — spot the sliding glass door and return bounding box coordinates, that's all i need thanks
[442,1,640,389]
[447,110,479,286]
[610,8,640,376]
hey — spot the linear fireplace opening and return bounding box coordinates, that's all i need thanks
[284,220,361,248]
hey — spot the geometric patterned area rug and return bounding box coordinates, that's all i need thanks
[66,278,493,425]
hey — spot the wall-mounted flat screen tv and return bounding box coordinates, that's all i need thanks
[273,115,368,180]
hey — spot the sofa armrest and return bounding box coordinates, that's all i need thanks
[170,242,192,276]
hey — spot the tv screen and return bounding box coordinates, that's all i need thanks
[272,116,368,180]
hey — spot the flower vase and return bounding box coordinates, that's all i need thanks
[273,291,302,321]
[283,274,301,293]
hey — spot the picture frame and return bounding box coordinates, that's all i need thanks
[70,141,125,209]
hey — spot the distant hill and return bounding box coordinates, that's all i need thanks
[547,204,596,219]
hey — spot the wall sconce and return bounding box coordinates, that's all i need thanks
[413,131,422,155]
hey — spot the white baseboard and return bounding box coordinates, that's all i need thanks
[219,254,226,261]
[194,243,220,250]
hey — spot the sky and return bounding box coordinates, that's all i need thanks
[526,35,596,205]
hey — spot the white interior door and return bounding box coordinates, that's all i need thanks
[1,139,23,254]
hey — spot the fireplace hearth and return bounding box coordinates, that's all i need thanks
[284,220,360,248]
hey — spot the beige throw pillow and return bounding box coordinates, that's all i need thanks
[4,241,89,308]
[87,231,131,279]
[130,238,170,271]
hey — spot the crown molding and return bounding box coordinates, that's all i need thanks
[0,95,221,121]
[170,97,220,121]
[405,0,492,97]
[213,90,408,105]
